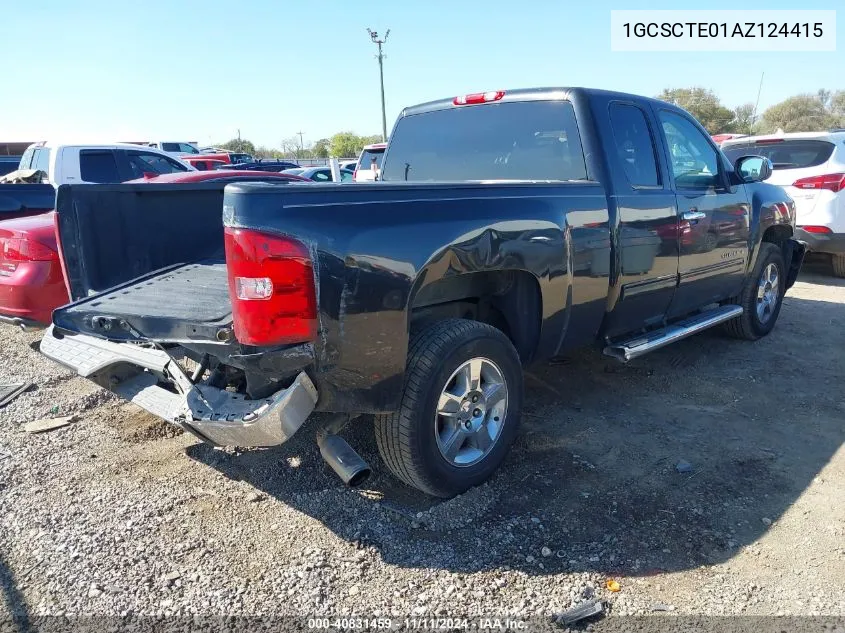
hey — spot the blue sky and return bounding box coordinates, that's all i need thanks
[2,0,841,147]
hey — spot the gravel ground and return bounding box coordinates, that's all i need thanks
[1,261,844,626]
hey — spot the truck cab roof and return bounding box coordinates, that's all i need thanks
[400,87,675,118]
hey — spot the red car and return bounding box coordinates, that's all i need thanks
[0,170,306,329]
[182,157,227,171]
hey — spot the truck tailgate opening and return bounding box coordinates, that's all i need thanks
[50,182,239,342]
[53,259,232,343]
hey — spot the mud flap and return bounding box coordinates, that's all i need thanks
[784,239,807,291]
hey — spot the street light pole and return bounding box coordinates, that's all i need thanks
[367,28,390,142]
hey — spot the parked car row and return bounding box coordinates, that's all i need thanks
[0,141,312,328]
[282,166,355,182]
[0,136,385,329]
[33,87,805,499]
[147,141,255,165]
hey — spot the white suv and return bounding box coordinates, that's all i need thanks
[722,131,845,276]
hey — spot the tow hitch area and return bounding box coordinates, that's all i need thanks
[39,326,318,447]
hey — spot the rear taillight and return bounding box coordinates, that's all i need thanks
[0,236,57,276]
[224,227,317,346]
[0,237,57,262]
[792,173,845,193]
[453,90,505,106]
[799,225,833,234]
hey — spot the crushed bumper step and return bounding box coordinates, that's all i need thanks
[40,326,318,447]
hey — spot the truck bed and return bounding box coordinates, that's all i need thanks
[53,259,232,343]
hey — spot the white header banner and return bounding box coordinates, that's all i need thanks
[610,10,836,52]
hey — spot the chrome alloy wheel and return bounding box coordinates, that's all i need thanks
[756,262,780,324]
[434,357,508,467]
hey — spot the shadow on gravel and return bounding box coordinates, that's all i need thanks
[0,553,30,630]
[186,292,844,578]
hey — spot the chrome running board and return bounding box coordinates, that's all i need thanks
[603,305,743,362]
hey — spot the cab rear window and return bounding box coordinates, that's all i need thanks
[358,149,384,169]
[722,140,835,170]
[381,100,587,182]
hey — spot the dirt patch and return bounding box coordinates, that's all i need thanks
[111,404,184,443]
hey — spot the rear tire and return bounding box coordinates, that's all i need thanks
[723,243,786,341]
[832,254,845,278]
[375,319,523,498]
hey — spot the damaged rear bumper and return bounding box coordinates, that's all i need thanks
[39,326,318,447]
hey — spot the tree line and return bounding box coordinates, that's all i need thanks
[656,87,845,135]
[217,132,383,160]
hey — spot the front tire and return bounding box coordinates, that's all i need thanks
[375,319,523,498]
[723,242,786,340]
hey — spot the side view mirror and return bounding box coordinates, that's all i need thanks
[735,155,773,183]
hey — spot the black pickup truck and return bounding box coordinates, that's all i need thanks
[40,88,805,497]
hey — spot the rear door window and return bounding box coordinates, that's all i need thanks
[608,103,660,187]
[125,152,189,179]
[381,100,587,182]
[358,148,384,171]
[79,151,121,183]
[721,140,835,170]
[161,143,180,152]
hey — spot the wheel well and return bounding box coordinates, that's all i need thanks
[762,224,792,248]
[762,224,793,266]
[409,270,541,364]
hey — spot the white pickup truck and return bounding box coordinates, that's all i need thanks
[0,142,195,221]
[145,141,202,156]
[16,142,195,186]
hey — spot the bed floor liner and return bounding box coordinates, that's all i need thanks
[52,259,232,344]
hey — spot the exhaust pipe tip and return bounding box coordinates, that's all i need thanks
[346,466,372,488]
[317,433,371,487]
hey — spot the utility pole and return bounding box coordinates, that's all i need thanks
[367,28,390,141]
[296,131,305,154]
[751,72,765,135]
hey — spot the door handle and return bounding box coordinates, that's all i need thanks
[682,210,706,221]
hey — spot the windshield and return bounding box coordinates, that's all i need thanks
[722,140,835,170]
[19,146,35,170]
[381,100,587,182]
